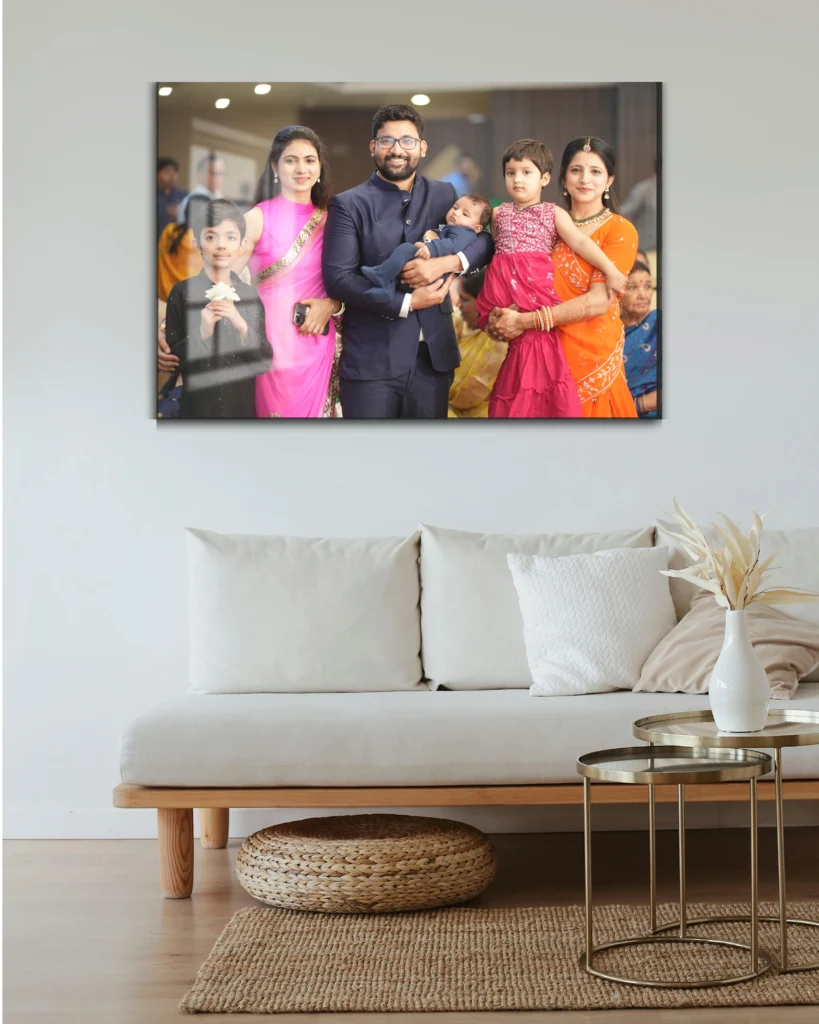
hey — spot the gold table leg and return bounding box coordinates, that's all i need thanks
[649,782,657,935]
[678,783,686,939]
[750,776,758,972]
[776,746,788,969]
[578,773,771,987]
[646,744,817,972]
[774,747,819,973]
[584,776,593,970]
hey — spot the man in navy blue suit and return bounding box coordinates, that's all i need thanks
[322,105,495,419]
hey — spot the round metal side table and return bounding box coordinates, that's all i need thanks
[633,708,819,974]
[577,745,773,988]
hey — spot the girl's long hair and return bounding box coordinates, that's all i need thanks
[253,125,329,210]
[558,137,619,213]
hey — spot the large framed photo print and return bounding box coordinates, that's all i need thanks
[156,82,661,421]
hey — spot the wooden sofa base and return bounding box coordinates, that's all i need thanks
[113,781,819,898]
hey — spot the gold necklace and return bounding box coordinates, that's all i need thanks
[571,207,610,226]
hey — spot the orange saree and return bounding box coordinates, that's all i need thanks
[157,223,203,303]
[553,214,638,418]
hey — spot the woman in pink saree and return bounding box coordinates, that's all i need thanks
[242,126,342,417]
[157,126,342,417]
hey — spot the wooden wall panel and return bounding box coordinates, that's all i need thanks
[489,84,659,207]
[298,86,659,206]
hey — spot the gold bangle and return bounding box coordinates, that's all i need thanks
[535,308,544,332]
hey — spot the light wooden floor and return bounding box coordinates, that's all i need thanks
[4,828,819,1023]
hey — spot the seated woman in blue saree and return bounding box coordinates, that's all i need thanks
[621,260,659,418]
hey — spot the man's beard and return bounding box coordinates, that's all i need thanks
[374,151,419,182]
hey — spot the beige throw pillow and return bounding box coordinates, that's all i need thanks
[635,594,819,699]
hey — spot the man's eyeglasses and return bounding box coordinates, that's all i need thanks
[374,136,421,151]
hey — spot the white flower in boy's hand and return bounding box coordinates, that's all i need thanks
[205,282,240,303]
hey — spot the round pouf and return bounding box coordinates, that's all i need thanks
[236,813,497,913]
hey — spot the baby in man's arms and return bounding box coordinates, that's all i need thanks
[361,194,492,302]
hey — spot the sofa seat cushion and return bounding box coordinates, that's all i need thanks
[120,686,819,788]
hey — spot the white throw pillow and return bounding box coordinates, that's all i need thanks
[507,547,677,696]
[185,529,424,693]
[419,524,654,689]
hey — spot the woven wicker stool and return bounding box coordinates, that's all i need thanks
[236,813,497,913]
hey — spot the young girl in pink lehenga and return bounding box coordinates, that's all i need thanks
[477,139,627,418]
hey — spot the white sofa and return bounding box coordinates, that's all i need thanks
[114,523,819,897]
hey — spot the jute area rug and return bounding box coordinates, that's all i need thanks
[180,900,819,1013]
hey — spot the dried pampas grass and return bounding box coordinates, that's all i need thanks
[661,500,819,611]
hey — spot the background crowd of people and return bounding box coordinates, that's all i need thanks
[156,91,659,420]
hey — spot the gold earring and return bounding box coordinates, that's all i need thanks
[604,188,610,200]
[317,177,320,183]
[274,173,278,183]
[563,189,568,196]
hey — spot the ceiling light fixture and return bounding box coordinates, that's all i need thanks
[215,98,230,109]
[254,84,271,95]
[158,86,172,97]
[411,94,430,106]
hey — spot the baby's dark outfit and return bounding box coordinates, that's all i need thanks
[361,224,479,301]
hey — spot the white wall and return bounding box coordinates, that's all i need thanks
[4,1,819,839]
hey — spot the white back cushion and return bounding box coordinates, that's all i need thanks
[754,528,819,681]
[656,522,819,682]
[508,547,678,696]
[186,529,423,693]
[419,524,654,689]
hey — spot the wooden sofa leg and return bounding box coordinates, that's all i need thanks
[199,808,229,849]
[157,808,194,898]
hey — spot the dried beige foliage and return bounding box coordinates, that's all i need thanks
[661,499,819,611]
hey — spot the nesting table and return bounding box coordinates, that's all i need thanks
[633,708,819,973]
[577,745,773,987]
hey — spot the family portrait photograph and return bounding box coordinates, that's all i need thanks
[156,82,661,421]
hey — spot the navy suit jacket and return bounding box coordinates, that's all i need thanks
[322,173,494,380]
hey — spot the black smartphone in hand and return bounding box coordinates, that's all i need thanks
[293,302,330,335]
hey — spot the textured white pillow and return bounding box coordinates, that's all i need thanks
[186,529,424,693]
[420,524,654,689]
[507,547,677,696]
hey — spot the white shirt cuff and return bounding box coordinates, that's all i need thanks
[399,292,412,318]
[457,251,469,274]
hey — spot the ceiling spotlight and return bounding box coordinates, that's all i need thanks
[158,86,172,97]
[215,98,230,109]
[254,83,271,95]
[411,94,430,106]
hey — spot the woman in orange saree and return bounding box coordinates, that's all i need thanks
[488,137,639,418]
[157,220,203,303]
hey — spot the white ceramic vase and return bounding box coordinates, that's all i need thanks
[708,609,770,732]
